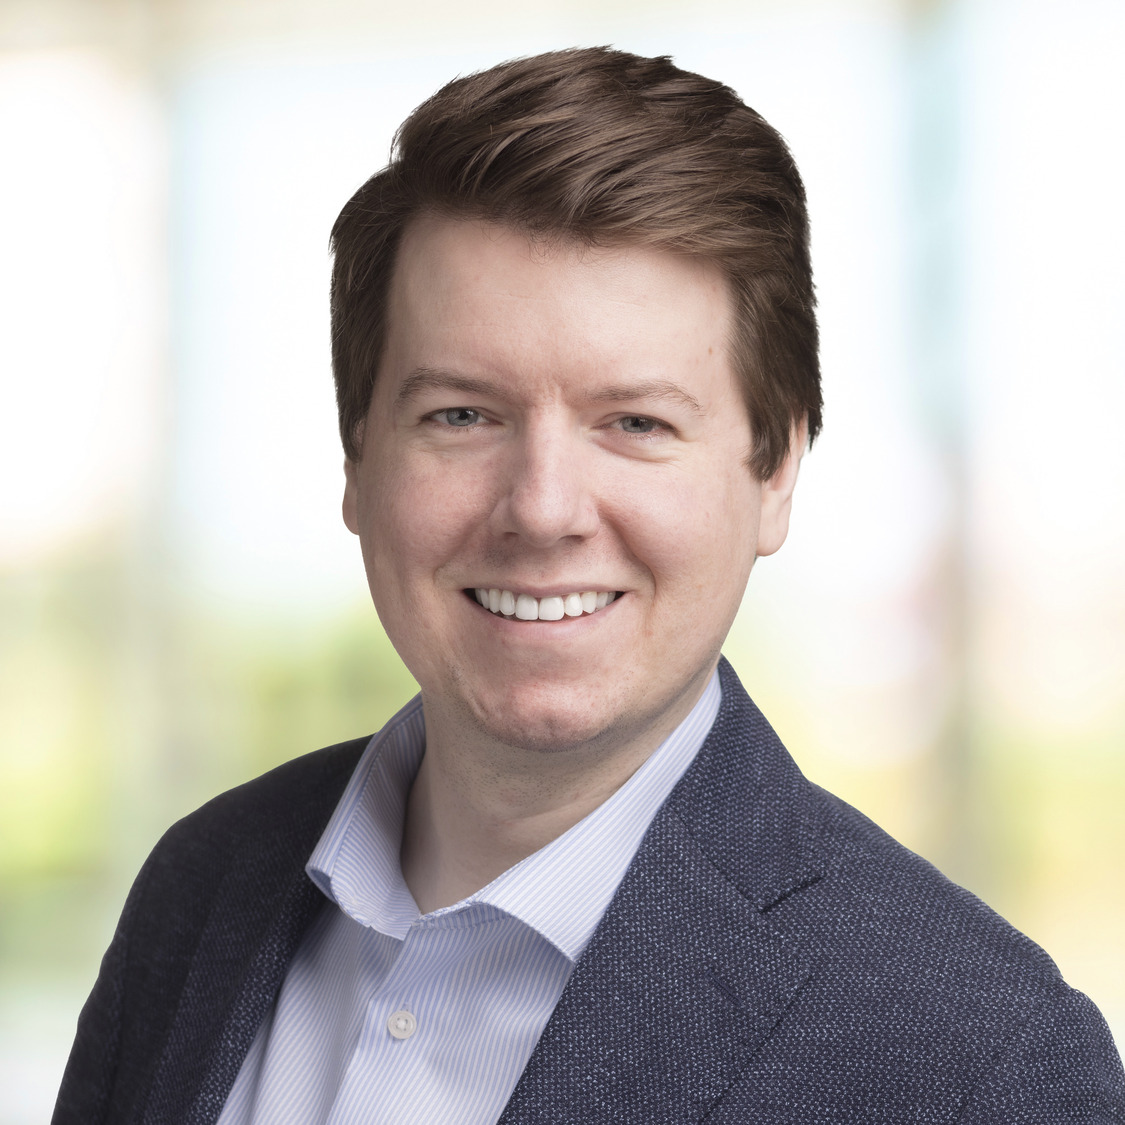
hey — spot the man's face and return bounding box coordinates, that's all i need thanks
[344,216,800,755]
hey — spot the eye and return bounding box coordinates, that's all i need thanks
[434,407,482,427]
[617,415,662,434]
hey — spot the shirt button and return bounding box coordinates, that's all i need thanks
[387,1009,417,1040]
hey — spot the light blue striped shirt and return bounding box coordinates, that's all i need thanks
[219,671,721,1125]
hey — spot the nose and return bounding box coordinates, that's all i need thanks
[490,421,601,547]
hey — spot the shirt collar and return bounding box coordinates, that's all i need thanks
[307,670,721,962]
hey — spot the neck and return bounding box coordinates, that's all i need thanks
[399,676,711,914]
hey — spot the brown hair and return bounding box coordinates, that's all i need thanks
[330,46,821,479]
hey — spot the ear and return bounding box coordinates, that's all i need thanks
[342,457,360,535]
[342,418,366,535]
[756,420,807,558]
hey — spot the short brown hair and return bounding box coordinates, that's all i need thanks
[330,46,821,479]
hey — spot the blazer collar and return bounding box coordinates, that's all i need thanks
[668,657,824,912]
[499,658,823,1124]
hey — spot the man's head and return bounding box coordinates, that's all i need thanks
[330,46,821,481]
[337,48,820,759]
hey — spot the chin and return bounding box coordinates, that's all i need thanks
[464,680,627,755]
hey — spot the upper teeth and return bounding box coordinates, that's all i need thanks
[473,588,616,620]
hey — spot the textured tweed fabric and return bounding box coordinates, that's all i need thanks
[54,660,1125,1124]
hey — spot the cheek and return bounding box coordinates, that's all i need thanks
[364,455,488,577]
[620,465,758,567]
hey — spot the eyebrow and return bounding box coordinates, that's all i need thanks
[394,368,704,416]
[585,381,704,416]
[394,368,504,407]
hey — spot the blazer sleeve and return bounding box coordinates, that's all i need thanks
[51,858,150,1125]
[957,985,1125,1124]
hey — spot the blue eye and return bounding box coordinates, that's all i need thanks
[619,416,659,433]
[439,408,481,427]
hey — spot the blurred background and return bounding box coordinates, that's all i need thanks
[1,0,1122,1118]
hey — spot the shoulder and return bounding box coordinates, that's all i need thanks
[117,733,370,967]
[699,665,1069,1002]
[110,734,371,1007]
[52,735,372,1124]
[743,784,1123,1117]
[806,781,1055,978]
[679,664,1124,1115]
[149,735,370,877]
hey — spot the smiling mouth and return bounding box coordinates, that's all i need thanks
[468,588,619,621]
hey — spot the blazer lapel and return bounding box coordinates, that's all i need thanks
[500,660,822,1124]
[499,810,812,1124]
[157,868,325,1125]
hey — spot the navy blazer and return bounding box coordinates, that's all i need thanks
[54,660,1125,1123]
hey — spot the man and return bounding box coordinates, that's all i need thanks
[55,47,1123,1124]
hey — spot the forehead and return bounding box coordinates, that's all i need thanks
[379,215,735,403]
